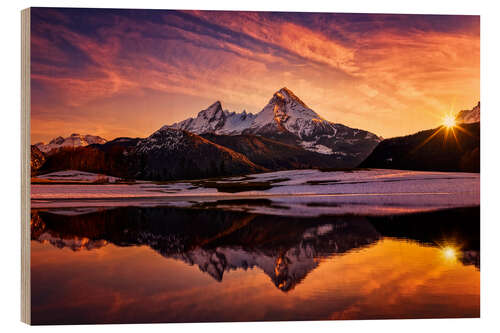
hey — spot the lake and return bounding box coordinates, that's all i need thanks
[30,169,480,324]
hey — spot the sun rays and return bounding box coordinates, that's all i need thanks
[443,114,456,128]
[412,112,473,153]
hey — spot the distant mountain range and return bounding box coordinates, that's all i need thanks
[32,88,382,180]
[34,133,107,154]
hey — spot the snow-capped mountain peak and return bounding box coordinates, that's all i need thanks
[170,101,257,135]
[277,87,308,107]
[251,87,327,137]
[169,87,326,138]
[166,87,381,159]
[272,87,321,120]
[171,101,225,134]
[35,133,107,154]
[199,101,223,118]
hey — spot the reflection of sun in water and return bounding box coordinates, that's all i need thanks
[441,246,458,261]
[443,115,456,128]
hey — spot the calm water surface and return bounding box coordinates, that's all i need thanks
[31,206,479,324]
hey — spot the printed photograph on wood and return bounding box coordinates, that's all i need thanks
[29,7,480,324]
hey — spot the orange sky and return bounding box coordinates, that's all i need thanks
[30,9,480,143]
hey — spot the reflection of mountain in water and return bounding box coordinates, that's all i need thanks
[31,207,380,291]
[170,220,377,291]
[31,206,479,291]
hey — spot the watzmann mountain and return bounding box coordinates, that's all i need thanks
[33,88,382,180]
[171,87,381,160]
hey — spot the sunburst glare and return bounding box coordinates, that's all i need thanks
[443,115,456,128]
[442,246,457,260]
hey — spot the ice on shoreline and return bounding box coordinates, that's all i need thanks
[33,170,122,183]
[31,169,479,217]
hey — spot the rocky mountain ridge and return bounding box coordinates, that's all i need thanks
[170,87,381,158]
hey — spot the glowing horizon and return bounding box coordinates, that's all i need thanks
[30,8,479,144]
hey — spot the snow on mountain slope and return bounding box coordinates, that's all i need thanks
[171,101,257,135]
[136,126,263,170]
[247,87,335,138]
[35,133,107,154]
[135,127,189,154]
[456,102,480,124]
[221,110,257,134]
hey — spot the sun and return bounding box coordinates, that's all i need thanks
[443,114,456,128]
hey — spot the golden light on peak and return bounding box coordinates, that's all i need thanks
[443,114,456,128]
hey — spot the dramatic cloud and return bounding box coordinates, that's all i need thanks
[30,8,479,143]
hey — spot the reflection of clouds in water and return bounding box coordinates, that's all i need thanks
[326,239,479,320]
[30,238,480,324]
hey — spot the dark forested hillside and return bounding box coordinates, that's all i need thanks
[37,130,267,180]
[360,122,479,172]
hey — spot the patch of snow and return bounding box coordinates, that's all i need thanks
[300,141,334,155]
[217,111,257,134]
